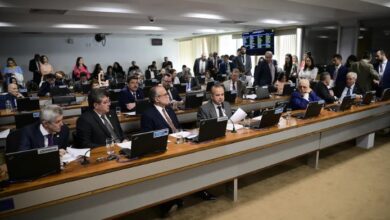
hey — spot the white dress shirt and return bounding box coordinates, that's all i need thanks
[199,60,206,74]
[339,84,356,101]
[379,59,387,79]
[40,124,50,147]
[298,67,318,81]
[229,80,238,92]
[213,102,226,117]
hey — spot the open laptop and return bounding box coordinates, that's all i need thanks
[5,146,61,182]
[109,89,121,102]
[135,99,151,115]
[256,86,270,99]
[17,97,40,111]
[274,100,290,112]
[292,100,324,119]
[185,91,205,109]
[125,129,169,159]
[326,96,355,112]
[14,111,40,129]
[81,84,91,94]
[191,117,228,143]
[381,88,390,101]
[174,83,187,94]
[251,107,283,129]
[281,84,295,96]
[50,86,71,97]
[52,95,77,106]
[359,91,375,105]
[224,91,237,103]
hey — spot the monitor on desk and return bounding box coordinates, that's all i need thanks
[17,97,40,111]
[135,99,152,115]
[174,83,187,94]
[193,117,228,143]
[256,86,270,99]
[50,86,71,97]
[251,107,283,129]
[381,88,390,101]
[52,95,77,106]
[14,111,40,129]
[224,91,237,103]
[128,129,169,159]
[185,91,205,109]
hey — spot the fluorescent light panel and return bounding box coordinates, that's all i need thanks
[184,13,224,20]
[53,24,98,29]
[132,26,165,31]
[79,6,135,14]
[261,19,297,25]
[0,22,14,27]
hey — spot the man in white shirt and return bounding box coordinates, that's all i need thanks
[338,72,363,102]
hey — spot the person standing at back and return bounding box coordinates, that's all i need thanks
[350,51,379,92]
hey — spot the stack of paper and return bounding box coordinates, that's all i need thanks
[61,147,91,163]
[117,141,132,149]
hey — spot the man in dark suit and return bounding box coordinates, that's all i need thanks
[0,83,24,109]
[315,72,337,104]
[223,68,246,98]
[128,61,140,75]
[329,54,348,97]
[73,72,90,93]
[119,76,144,112]
[140,85,180,133]
[19,105,69,152]
[234,46,252,77]
[76,89,124,148]
[218,55,236,80]
[29,54,41,85]
[162,57,173,69]
[338,72,364,102]
[38,73,64,97]
[254,51,278,87]
[350,51,379,92]
[193,53,209,76]
[161,73,182,102]
[374,49,390,95]
[180,72,201,91]
[197,84,232,120]
[290,79,322,110]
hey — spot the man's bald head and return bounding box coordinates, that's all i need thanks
[298,79,311,94]
[8,83,20,97]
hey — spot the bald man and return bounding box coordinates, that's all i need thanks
[0,83,24,109]
[193,53,209,77]
[290,79,321,110]
[254,51,278,87]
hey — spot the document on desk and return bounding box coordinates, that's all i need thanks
[230,108,247,123]
[117,141,132,149]
[226,123,244,131]
[123,112,136,116]
[245,94,257,100]
[0,129,10,139]
[170,131,192,138]
[62,147,91,163]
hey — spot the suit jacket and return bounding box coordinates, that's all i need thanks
[38,81,64,97]
[207,58,222,71]
[140,105,180,133]
[350,60,379,92]
[180,77,201,91]
[332,65,348,97]
[0,93,17,109]
[19,122,69,152]
[338,83,364,100]
[218,61,236,76]
[289,91,322,110]
[197,101,232,121]
[168,86,182,102]
[119,87,145,111]
[76,109,124,148]
[193,58,210,76]
[315,81,336,104]
[223,80,246,98]
[162,61,173,69]
[254,60,278,87]
[234,54,252,76]
[374,61,390,92]
[29,58,41,84]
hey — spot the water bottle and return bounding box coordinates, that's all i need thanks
[5,100,13,112]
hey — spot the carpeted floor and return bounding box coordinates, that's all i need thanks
[122,133,390,220]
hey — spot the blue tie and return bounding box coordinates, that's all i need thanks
[347,87,351,96]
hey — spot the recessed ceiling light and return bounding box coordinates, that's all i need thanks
[318,35,329,39]
[79,6,136,14]
[0,22,14,27]
[184,13,224,20]
[360,27,367,31]
[261,19,297,25]
[52,24,98,29]
[132,26,165,31]
[324,26,337,30]
[198,29,217,33]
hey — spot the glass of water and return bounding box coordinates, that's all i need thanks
[115,106,121,116]
[286,108,292,121]
[105,138,115,155]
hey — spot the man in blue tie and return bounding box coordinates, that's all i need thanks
[338,72,363,102]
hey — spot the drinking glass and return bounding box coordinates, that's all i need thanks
[105,138,115,155]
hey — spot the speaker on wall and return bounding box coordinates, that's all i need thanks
[151,38,163,46]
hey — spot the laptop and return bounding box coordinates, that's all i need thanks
[135,99,151,115]
[19,88,28,97]
[14,111,40,129]
[381,88,390,101]
[5,146,61,182]
[251,108,283,129]
[174,83,187,94]
[109,89,121,102]
[359,91,375,105]
[192,117,228,143]
[282,84,295,96]
[197,75,206,84]
[256,86,270,99]
[126,129,169,159]
[81,84,91,94]
[326,96,355,112]
[52,95,77,105]
[185,91,205,109]
[274,100,290,112]
[50,86,71,97]
[224,91,237,103]
[17,97,40,111]
[292,100,324,119]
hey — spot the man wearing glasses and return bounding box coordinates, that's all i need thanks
[76,88,124,148]
[290,78,321,110]
[140,85,180,133]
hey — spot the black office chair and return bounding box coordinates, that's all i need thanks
[6,129,22,153]
[71,131,80,148]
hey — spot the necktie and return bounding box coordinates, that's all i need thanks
[217,106,224,117]
[379,64,383,73]
[162,108,177,133]
[101,115,119,140]
[168,89,173,101]
[133,92,137,101]
[242,56,245,65]
[232,82,236,91]
[346,87,351,96]
[334,67,338,81]
[47,134,54,147]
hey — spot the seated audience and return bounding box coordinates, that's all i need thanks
[223,68,246,98]
[170,69,181,85]
[315,72,337,104]
[119,76,144,112]
[38,73,64,97]
[162,73,182,103]
[73,72,90,93]
[3,57,24,85]
[180,72,201,91]
[128,61,140,75]
[338,72,363,102]
[76,89,124,148]
[92,63,103,80]
[0,83,24,109]
[197,84,232,120]
[274,72,291,95]
[19,105,69,152]
[290,79,321,110]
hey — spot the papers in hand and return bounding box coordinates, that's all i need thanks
[62,147,91,163]
[245,94,257,100]
[252,115,263,121]
[169,131,192,139]
[0,129,10,139]
[230,108,247,123]
[117,141,132,149]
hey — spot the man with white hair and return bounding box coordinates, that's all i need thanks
[290,78,321,110]
[193,53,209,77]
[338,72,363,102]
[19,104,69,152]
[254,51,278,87]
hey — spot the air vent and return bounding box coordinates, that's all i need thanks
[219,20,246,24]
[29,9,67,15]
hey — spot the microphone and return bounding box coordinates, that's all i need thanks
[80,149,91,165]
[222,103,237,133]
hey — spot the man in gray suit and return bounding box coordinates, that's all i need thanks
[223,68,246,98]
[197,84,232,120]
[234,46,252,77]
[350,51,379,92]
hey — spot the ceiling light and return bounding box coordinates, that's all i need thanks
[361,0,390,8]
[261,19,297,25]
[324,26,337,30]
[358,36,364,39]
[360,27,367,31]
[198,29,217,33]
[79,6,135,14]
[52,24,98,29]
[317,35,329,39]
[132,26,165,31]
[0,22,14,27]
[184,13,224,20]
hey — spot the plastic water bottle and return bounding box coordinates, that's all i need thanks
[5,100,13,112]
